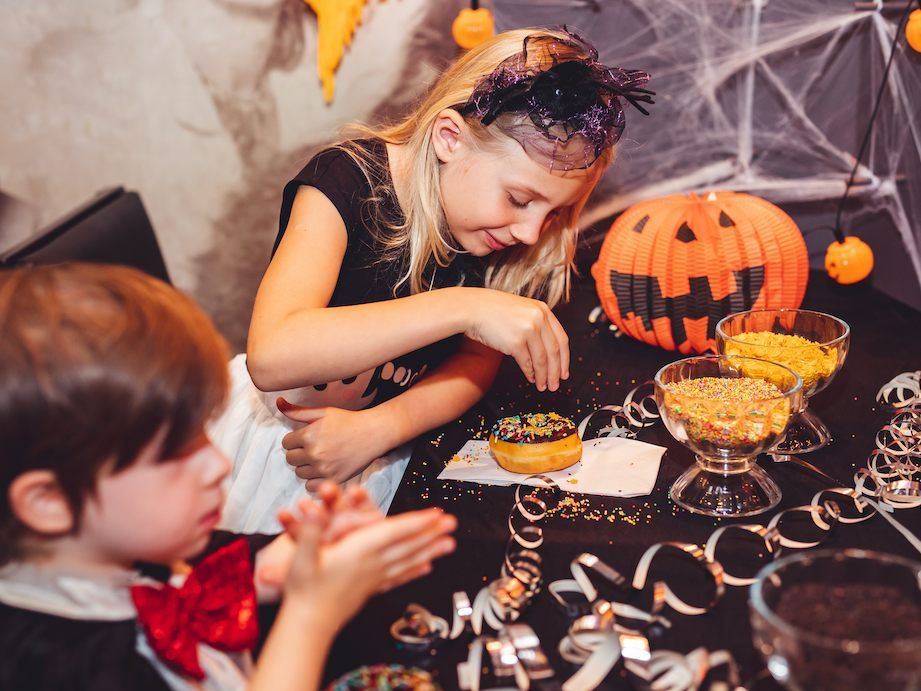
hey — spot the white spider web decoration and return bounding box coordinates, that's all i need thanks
[494,0,921,282]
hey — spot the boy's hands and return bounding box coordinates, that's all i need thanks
[293,481,381,542]
[277,399,395,488]
[279,497,456,627]
[459,288,570,393]
[255,482,381,600]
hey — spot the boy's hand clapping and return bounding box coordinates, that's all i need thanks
[279,494,456,625]
[251,484,456,691]
[254,481,456,617]
[311,482,382,541]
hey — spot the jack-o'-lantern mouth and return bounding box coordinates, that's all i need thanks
[607,266,767,349]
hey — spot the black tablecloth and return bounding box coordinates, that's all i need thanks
[321,268,921,690]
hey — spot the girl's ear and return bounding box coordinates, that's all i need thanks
[431,109,470,164]
[8,470,75,535]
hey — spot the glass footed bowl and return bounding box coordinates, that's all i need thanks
[655,355,803,517]
[716,309,850,453]
[750,549,921,691]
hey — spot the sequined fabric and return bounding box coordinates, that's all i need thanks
[460,29,654,170]
[131,539,257,680]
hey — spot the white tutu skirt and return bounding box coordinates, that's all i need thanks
[210,354,411,534]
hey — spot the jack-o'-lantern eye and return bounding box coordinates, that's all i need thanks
[675,223,696,243]
[632,215,651,234]
[590,191,809,354]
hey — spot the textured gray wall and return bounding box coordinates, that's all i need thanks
[0,0,468,351]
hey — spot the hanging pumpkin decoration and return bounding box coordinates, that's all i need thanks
[304,0,370,103]
[825,236,874,284]
[452,1,494,50]
[591,191,809,354]
[906,9,921,53]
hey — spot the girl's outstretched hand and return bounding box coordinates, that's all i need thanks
[277,398,393,488]
[282,500,457,626]
[460,288,570,392]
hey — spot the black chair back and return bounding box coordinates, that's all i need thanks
[0,187,171,284]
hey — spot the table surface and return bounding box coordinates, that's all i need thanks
[320,267,921,690]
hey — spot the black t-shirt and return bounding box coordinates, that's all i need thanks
[273,139,487,405]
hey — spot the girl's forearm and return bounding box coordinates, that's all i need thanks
[372,342,502,451]
[247,287,474,391]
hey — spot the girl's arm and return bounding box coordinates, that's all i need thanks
[248,186,568,393]
[278,337,502,488]
[248,186,469,389]
[376,337,502,452]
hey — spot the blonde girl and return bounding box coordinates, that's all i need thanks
[213,27,652,533]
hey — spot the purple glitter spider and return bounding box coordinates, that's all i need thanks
[459,28,654,171]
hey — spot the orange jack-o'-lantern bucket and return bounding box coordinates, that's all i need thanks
[591,191,809,353]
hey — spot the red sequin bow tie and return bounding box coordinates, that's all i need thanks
[131,539,258,680]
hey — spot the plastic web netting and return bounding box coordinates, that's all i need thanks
[493,0,921,280]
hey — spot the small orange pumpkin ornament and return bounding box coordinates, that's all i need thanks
[906,9,921,53]
[592,191,809,354]
[825,236,874,284]
[452,2,494,50]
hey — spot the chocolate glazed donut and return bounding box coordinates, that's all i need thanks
[488,413,582,474]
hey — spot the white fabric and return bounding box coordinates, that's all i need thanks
[0,561,139,620]
[0,562,249,691]
[211,354,411,534]
[438,437,665,497]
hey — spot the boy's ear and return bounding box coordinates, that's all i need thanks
[431,109,470,164]
[8,470,75,535]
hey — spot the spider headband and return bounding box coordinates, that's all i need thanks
[459,30,654,171]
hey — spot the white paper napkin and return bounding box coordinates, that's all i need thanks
[437,436,666,497]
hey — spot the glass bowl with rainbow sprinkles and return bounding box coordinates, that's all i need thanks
[655,355,803,518]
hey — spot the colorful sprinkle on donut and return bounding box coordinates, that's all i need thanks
[491,412,577,443]
[327,664,438,690]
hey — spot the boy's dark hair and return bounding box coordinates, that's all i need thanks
[0,263,229,563]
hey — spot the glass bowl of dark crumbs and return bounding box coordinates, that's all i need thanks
[750,549,921,690]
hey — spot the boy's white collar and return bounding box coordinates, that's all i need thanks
[0,561,252,689]
[0,560,149,620]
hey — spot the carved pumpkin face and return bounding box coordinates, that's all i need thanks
[591,191,809,353]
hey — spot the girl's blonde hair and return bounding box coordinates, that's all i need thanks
[341,28,615,308]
